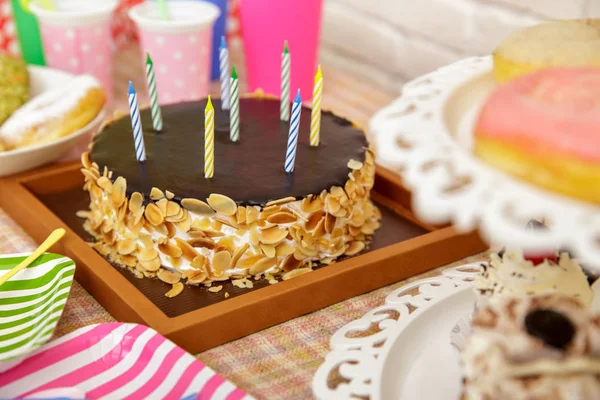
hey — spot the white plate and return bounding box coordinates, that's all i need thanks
[0,66,106,177]
[312,264,480,400]
[369,56,600,270]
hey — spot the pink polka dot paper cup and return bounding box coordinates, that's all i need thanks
[30,0,118,103]
[129,1,221,105]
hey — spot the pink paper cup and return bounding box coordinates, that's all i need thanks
[240,0,324,101]
[30,0,117,103]
[129,1,220,105]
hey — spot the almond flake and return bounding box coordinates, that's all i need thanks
[140,257,161,272]
[150,187,165,200]
[345,241,365,256]
[230,243,250,268]
[207,193,237,216]
[117,239,137,255]
[138,247,159,262]
[175,237,200,261]
[165,190,175,199]
[159,242,183,258]
[145,203,164,226]
[129,192,144,213]
[265,196,296,207]
[158,269,181,284]
[97,177,113,193]
[249,257,277,275]
[181,198,215,216]
[259,227,288,245]
[347,159,363,170]
[283,268,312,280]
[246,206,259,224]
[236,206,247,224]
[187,237,216,250]
[81,152,92,169]
[260,244,276,258]
[165,282,184,298]
[112,176,127,207]
[166,201,181,217]
[208,285,223,293]
[267,212,297,224]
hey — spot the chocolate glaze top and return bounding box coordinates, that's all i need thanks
[91,98,368,206]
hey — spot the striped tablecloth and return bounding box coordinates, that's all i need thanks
[0,45,487,399]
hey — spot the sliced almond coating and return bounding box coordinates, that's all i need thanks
[246,206,259,224]
[175,237,200,261]
[211,220,223,231]
[237,254,265,270]
[158,269,181,284]
[349,225,362,237]
[154,223,168,236]
[163,221,176,238]
[275,243,295,257]
[187,237,216,250]
[217,237,236,253]
[175,217,191,233]
[259,227,288,245]
[213,251,232,276]
[282,254,303,272]
[156,198,168,215]
[191,255,207,270]
[112,177,127,207]
[330,186,346,198]
[267,212,297,224]
[301,195,324,214]
[297,244,318,257]
[145,203,164,226]
[249,257,277,275]
[166,201,181,217]
[129,192,144,213]
[345,241,365,256]
[76,210,90,219]
[181,198,215,216]
[117,239,137,255]
[313,218,327,238]
[81,168,99,183]
[325,196,341,215]
[236,206,247,225]
[138,247,159,262]
[283,268,312,280]
[350,211,366,227]
[260,244,276,258]
[259,205,280,220]
[150,187,165,200]
[165,190,175,200]
[188,229,207,238]
[122,255,138,267]
[159,242,183,258]
[81,152,92,169]
[97,176,113,193]
[140,257,161,272]
[208,285,223,293]
[249,229,260,247]
[207,193,237,216]
[347,159,363,170]
[203,230,225,238]
[265,196,296,207]
[306,210,326,231]
[186,270,207,285]
[293,249,307,261]
[332,207,348,218]
[230,243,249,268]
[165,282,184,298]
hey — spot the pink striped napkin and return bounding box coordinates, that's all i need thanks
[0,323,254,400]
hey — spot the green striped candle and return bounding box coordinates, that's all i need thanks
[280,41,291,121]
[145,53,163,132]
[230,65,240,142]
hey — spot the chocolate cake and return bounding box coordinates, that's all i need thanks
[79,97,380,294]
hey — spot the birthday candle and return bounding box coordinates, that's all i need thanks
[205,96,215,178]
[285,89,302,173]
[128,81,146,162]
[230,65,240,142]
[145,53,163,132]
[219,36,231,110]
[280,41,291,121]
[310,65,323,147]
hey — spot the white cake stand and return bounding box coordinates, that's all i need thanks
[369,56,600,269]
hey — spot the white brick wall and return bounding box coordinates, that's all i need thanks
[320,0,595,94]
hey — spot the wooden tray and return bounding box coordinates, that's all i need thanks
[0,162,486,353]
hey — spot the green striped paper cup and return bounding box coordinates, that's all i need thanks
[0,252,75,371]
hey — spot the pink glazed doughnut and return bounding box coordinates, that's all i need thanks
[474,67,600,203]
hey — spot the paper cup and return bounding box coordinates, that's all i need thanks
[239,0,323,101]
[129,0,221,104]
[30,0,117,102]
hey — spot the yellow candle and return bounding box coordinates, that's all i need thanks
[204,96,215,179]
[310,65,323,147]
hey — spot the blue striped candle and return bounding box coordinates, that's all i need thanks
[219,36,231,110]
[128,81,146,162]
[284,89,302,173]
